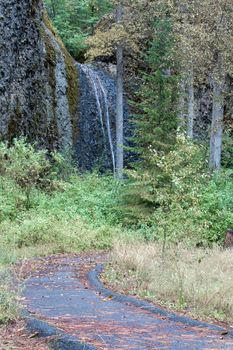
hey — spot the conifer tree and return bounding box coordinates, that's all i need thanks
[44,0,112,60]
[133,17,178,168]
[125,15,178,221]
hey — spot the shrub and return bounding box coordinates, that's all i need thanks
[123,136,233,246]
[0,139,53,209]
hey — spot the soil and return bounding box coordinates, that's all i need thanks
[0,320,49,350]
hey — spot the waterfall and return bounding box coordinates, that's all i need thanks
[77,64,116,173]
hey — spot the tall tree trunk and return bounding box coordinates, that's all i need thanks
[209,72,225,170]
[187,69,194,139]
[115,4,124,179]
[178,78,186,131]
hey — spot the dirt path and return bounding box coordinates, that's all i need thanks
[21,253,233,350]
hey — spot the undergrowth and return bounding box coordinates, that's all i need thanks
[0,139,123,324]
[0,138,232,325]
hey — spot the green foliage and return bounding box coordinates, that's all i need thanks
[198,170,233,243]
[1,139,51,186]
[125,16,179,237]
[1,213,115,251]
[0,139,63,211]
[132,16,178,162]
[222,131,233,168]
[44,0,113,60]
[0,139,124,255]
[38,173,122,226]
[128,136,205,211]
[0,288,18,325]
[124,135,233,246]
[0,176,25,222]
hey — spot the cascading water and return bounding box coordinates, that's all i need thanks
[77,64,120,172]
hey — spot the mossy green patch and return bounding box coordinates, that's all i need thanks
[42,11,79,145]
[40,13,56,66]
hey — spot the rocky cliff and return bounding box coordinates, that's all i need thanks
[0,0,130,171]
[0,0,78,152]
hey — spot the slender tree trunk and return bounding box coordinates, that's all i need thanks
[187,69,194,139]
[51,0,56,18]
[90,5,95,35]
[178,78,186,131]
[115,4,124,180]
[209,72,225,171]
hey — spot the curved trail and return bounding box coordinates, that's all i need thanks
[22,254,233,350]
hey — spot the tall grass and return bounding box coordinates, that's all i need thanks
[108,241,233,322]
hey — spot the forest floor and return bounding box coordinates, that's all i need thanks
[10,252,233,350]
[0,320,49,350]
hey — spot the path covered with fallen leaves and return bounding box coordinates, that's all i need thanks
[21,254,233,350]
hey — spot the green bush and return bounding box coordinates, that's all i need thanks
[37,173,123,227]
[0,177,26,221]
[0,139,55,210]
[0,289,18,324]
[0,212,115,252]
[0,269,18,325]
[222,132,233,168]
[124,136,233,246]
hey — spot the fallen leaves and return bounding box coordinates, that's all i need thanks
[0,321,49,350]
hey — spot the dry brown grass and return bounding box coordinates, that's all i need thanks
[108,241,233,323]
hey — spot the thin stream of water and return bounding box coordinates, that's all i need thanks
[78,64,116,174]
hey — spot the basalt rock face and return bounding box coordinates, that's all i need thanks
[0,0,78,152]
[0,0,130,171]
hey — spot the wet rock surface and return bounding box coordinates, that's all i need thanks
[22,254,233,350]
[0,0,48,144]
[77,64,130,171]
[0,1,124,170]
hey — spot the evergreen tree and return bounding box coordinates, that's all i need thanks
[133,17,178,169]
[125,16,179,224]
[44,0,112,60]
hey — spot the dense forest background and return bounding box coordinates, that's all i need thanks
[40,0,233,244]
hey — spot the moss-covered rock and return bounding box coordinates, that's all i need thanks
[0,0,79,151]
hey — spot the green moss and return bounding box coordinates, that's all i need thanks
[40,16,56,66]
[41,11,79,144]
[63,50,79,144]
[42,11,56,37]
